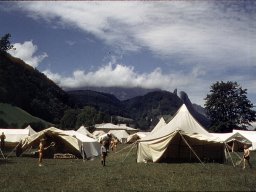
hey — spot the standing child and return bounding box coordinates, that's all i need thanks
[243,144,252,169]
[101,141,107,166]
[38,139,44,167]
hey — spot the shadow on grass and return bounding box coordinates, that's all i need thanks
[0,158,16,165]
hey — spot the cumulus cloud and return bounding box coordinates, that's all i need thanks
[8,41,48,68]
[43,63,195,91]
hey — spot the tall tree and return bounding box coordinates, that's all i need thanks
[204,81,256,132]
[0,33,14,53]
[59,109,80,130]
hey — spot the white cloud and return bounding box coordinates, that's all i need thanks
[8,41,48,68]
[65,40,76,46]
[15,1,256,105]
[43,63,195,91]
[16,1,256,67]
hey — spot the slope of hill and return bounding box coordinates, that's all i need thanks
[68,90,129,117]
[123,90,184,130]
[0,103,51,129]
[0,52,209,130]
[0,52,69,123]
[66,86,160,101]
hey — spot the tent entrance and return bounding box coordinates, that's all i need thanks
[158,133,225,163]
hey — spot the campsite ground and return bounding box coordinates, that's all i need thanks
[0,144,256,191]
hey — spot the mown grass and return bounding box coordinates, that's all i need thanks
[0,144,256,192]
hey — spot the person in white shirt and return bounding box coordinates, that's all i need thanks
[101,141,107,166]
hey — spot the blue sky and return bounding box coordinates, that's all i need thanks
[0,1,255,106]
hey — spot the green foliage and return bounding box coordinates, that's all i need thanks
[60,106,110,130]
[0,103,51,128]
[59,109,80,130]
[0,118,9,128]
[68,90,128,117]
[205,81,256,132]
[21,121,46,132]
[75,106,109,129]
[0,52,69,124]
[0,33,14,53]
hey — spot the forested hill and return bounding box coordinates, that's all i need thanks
[68,90,185,130]
[123,91,184,129]
[0,52,69,124]
[67,90,128,117]
[67,86,160,101]
[0,52,209,130]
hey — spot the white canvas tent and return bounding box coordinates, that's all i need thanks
[77,125,95,139]
[127,132,149,143]
[137,104,225,163]
[95,123,138,134]
[108,130,129,143]
[93,130,105,138]
[232,129,256,150]
[25,125,37,135]
[0,129,29,148]
[64,130,100,159]
[212,132,252,152]
[16,127,100,159]
[95,123,120,133]
[150,117,166,134]
[116,124,138,134]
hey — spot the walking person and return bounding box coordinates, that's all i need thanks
[101,141,107,166]
[243,144,252,169]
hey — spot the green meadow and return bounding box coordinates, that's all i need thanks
[0,103,51,128]
[0,144,256,192]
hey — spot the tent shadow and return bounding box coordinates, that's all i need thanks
[0,158,16,165]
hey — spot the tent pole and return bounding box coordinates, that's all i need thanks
[0,147,5,159]
[115,141,137,154]
[6,143,20,159]
[121,141,137,163]
[179,132,206,168]
[224,143,235,167]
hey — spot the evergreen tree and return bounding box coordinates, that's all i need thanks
[0,33,14,53]
[204,81,256,132]
[60,109,80,130]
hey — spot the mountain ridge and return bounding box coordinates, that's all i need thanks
[0,52,209,130]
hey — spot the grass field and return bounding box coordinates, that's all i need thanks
[0,103,51,128]
[0,144,256,192]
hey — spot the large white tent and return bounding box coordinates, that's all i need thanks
[150,117,166,134]
[137,104,225,163]
[64,130,100,158]
[0,128,29,148]
[16,127,100,159]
